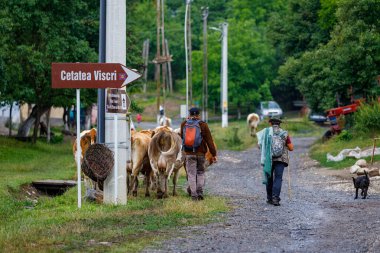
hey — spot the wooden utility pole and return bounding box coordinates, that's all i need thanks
[202,7,209,122]
[165,39,173,93]
[153,0,173,124]
[155,0,161,124]
[142,39,149,93]
[161,0,166,111]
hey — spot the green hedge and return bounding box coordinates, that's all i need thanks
[354,101,380,135]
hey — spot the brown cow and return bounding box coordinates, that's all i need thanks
[72,128,99,192]
[148,126,184,198]
[247,113,260,137]
[72,128,97,163]
[127,130,155,197]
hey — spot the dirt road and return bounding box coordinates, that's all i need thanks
[144,137,380,253]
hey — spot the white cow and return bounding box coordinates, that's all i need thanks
[159,116,172,127]
[247,113,260,137]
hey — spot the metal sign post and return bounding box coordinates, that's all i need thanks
[76,89,81,208]
[114,114,118,204]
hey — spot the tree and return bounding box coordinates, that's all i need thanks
[284,0,380,111]
[1,0,99,142]
[268,0,332,109]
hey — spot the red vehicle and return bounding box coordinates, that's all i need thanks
[322,99,363,141]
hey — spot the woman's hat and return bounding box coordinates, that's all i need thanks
[269,116,282,124]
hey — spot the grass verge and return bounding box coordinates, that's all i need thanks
[310,132,380,169]
[0,136,228,252]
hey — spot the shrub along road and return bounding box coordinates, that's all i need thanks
[144,137,380,253]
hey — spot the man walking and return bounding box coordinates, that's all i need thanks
[256,116,293,206]
[181,107,217,201]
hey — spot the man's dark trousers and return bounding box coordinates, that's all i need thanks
[266,161,285,201]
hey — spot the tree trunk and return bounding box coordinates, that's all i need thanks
[46,107,51,143]
[8,103,13,137]
[17,105,49,139]
[32,106,41,144]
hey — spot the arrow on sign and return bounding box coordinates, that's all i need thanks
[51,63,142,89]
[121,66,142,87]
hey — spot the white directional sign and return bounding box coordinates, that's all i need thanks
[121,66,142,86]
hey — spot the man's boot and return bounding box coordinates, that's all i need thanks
[272,197,281,206]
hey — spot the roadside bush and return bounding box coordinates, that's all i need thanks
[225,127,242,146]
[130,100,143,113]
[50,135,64,144]
[354,102,380,135]
[337,130,353,141]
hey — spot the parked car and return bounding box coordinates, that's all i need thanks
[257,101,283,120]
[309,111,328,123]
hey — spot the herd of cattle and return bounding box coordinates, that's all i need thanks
[73,113,260,200]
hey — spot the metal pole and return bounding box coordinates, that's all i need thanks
[103,0,127,204]
[114,114,118,204]
[97,0,106,144]
[184,1,190,114]
[202,7,208,122]
[188,1,193,106]
[76,89,81,208]
[221,22,228,128]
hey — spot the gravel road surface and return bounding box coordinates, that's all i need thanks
[143,137,380,253]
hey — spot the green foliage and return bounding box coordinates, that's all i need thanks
[268,0,330,59]
[129,100,144,113]
[337,129,353,141]
[209,120,256,151]
[274,0,380,112]
[354,102,380,134]
[0,0,99,109]
[226,127,243,146]
[49,134,64,144]
[268,0,331,109]
[318,0,338,30]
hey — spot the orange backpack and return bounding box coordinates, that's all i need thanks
[182,119,202,152]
